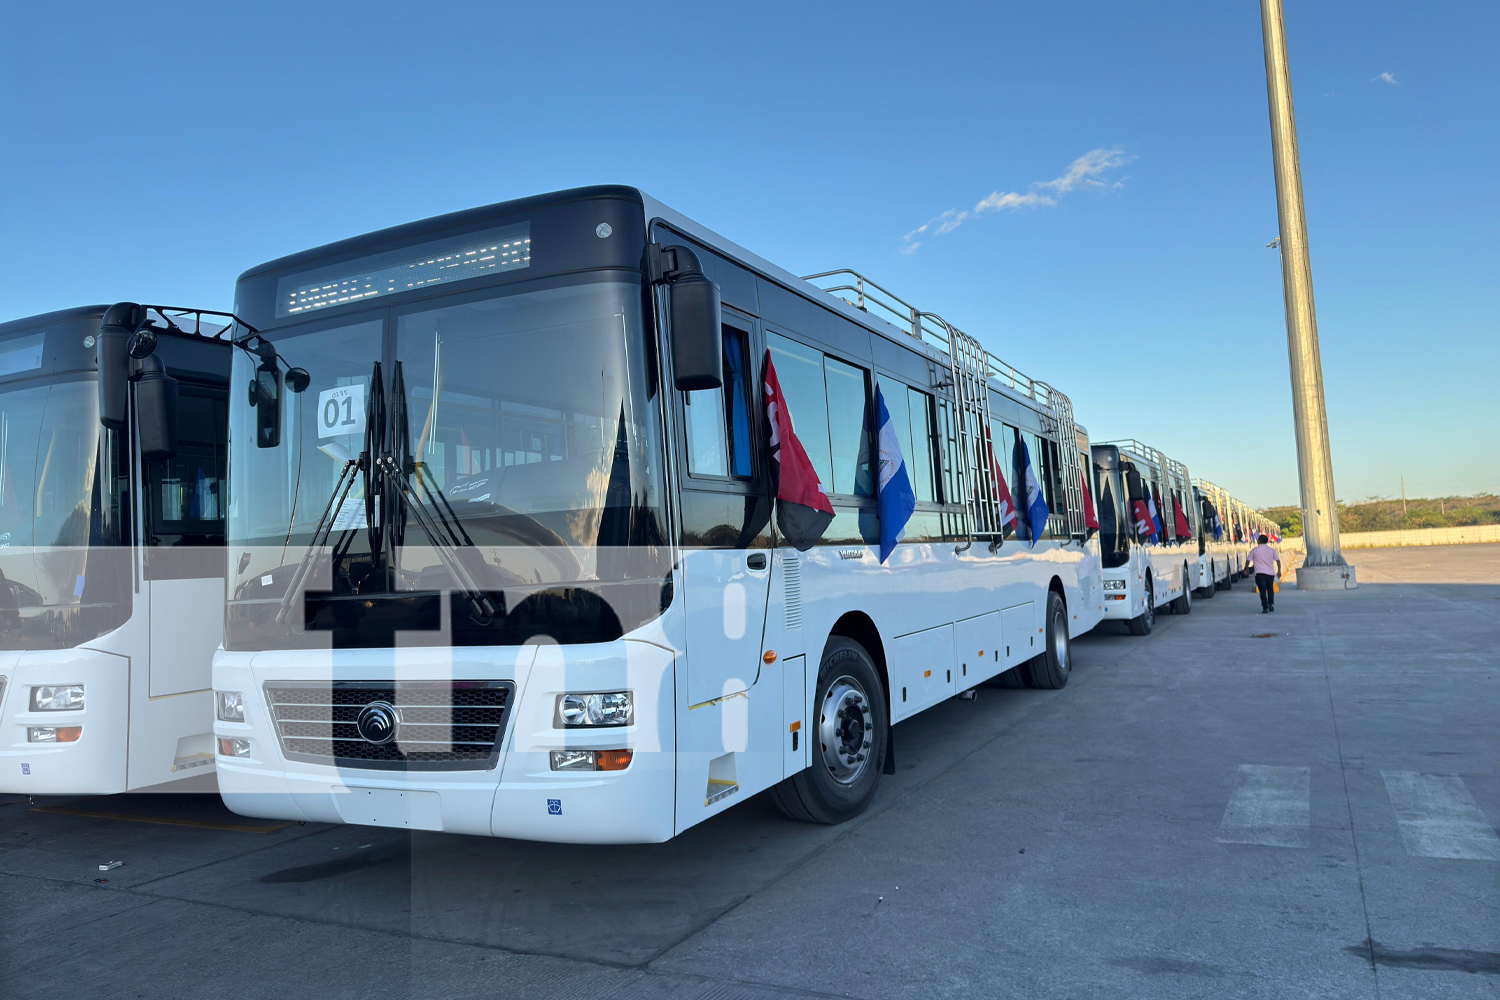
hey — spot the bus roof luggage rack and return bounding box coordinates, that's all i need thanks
[803,269,1086,548]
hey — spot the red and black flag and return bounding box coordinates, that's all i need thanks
[764,351,834,550]
[1081,470,1099,532]
[1172,496,1192,541]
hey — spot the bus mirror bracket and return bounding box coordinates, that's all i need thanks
[646,243,723,391]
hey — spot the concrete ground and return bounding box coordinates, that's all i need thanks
[2,545,1496,999]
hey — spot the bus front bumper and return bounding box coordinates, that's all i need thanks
[0,648,130,795]
[214,640,677,844]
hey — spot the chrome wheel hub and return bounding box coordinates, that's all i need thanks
[819,675,873,785]
[1053,615,1070,673]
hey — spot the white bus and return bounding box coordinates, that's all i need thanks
[1091,440,1198,634]
[0,304,232,794]
[212,185,1105,843]
[1189,478,1235,595]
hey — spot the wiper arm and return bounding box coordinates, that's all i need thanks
[375,454,498,624]
[275,456,362,627]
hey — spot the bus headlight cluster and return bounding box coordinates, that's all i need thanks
[556,692,632,728]
[1103,579,1127,591]
[31,685,84,711]
[216,691,245,723]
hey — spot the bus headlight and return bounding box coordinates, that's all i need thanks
[29,726,82,743]
[1103,579,1127,591]
[556,692,632,728]
[216,691,245,723]
[31,685,84,711]
[549,749,633,771]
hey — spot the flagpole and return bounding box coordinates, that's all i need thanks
[1259,0,1355,591]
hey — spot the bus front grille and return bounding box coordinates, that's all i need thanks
[263,681,514,770]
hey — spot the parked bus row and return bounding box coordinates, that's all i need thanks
[0,187,1279,839]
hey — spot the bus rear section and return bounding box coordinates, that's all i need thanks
[212,186,1104,844]
[0,305,231,794]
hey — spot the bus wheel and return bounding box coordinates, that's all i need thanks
[771,637,887,825]
[1028,591,1071,689]
[1126,577,1154,635]
[1172,567,1192,614]
[1200,563,1217,599]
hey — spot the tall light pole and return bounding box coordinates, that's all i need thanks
[1259,0,1356,590]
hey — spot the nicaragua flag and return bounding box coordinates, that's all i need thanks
[1212,506,1224,541]
[1147,488,1163,542]
[874,385,916,563]
[1016,437,1049,547]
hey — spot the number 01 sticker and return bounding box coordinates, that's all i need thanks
[317,384,367,439]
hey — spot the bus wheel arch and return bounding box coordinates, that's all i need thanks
[827,611,889,714]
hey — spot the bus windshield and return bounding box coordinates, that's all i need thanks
[228,279,667,602]
[0,377,105,608]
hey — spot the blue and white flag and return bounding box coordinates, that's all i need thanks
[874,385,916,563]
[1017,437,1049,547]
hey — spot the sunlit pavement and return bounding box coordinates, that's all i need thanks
[3,545,1497,999]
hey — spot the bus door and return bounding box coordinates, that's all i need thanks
[134,385,228,783]
[676,319,774,709]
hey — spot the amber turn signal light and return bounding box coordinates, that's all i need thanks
[595,750,633,771]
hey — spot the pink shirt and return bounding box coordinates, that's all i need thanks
[1250,544,1279,575]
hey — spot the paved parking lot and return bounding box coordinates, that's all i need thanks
[3,545,1497,999]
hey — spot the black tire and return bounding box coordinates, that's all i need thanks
[1126,575,1155,635]
[771,637,887,825]
[1171,567,1192,614]
[1027,591,1071,689]
[984,664,1031,688]
[1199,563,1217,599]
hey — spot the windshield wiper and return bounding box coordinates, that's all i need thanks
[275,456,362,627]
[375,454,498,624]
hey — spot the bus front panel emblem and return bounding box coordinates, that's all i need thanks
[355,701,399,745]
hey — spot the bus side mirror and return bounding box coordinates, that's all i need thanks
[98,302,146,431]
[136,356,179,462]
[649,243,723,391]
[249,360,283,448]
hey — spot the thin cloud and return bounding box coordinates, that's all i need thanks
[1373,71,1398,85]
[901,147,1135,253]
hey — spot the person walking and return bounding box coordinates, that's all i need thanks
[1250,533,1281,613]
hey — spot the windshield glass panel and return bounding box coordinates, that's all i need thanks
[227,280,665,603]
[228,318,383,597]
[0,378,103,607]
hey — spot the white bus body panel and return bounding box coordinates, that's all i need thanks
[0,578,222,795]
[216,534,1105,844]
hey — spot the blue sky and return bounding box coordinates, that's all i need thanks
[3,1,1495,507]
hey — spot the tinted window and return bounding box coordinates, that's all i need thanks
[906,388,936,503]
[685,325,753,479]
[823,356,871,497]
[766,332,831,489]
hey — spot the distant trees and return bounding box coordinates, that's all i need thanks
[1260,494,1500,537]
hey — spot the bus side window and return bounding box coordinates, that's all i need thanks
[766,332,832,488]
[937,399,963,505]
[685,325,753,479]
[905,388,936,502]
[823,355,872,497]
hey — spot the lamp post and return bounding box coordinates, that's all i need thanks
[1259,0,1356,591]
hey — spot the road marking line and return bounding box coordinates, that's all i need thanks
[1217,764,1310,848]
[1381,771,1500,861]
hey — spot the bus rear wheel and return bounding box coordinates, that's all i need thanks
[1027,591,1071,689]
[771,637,887,825]
[1126,577,1154,635]
[1171,567,1192,614]
[1200,563,1217,599]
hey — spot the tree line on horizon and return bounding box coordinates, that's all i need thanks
[1260,494,1500,537]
